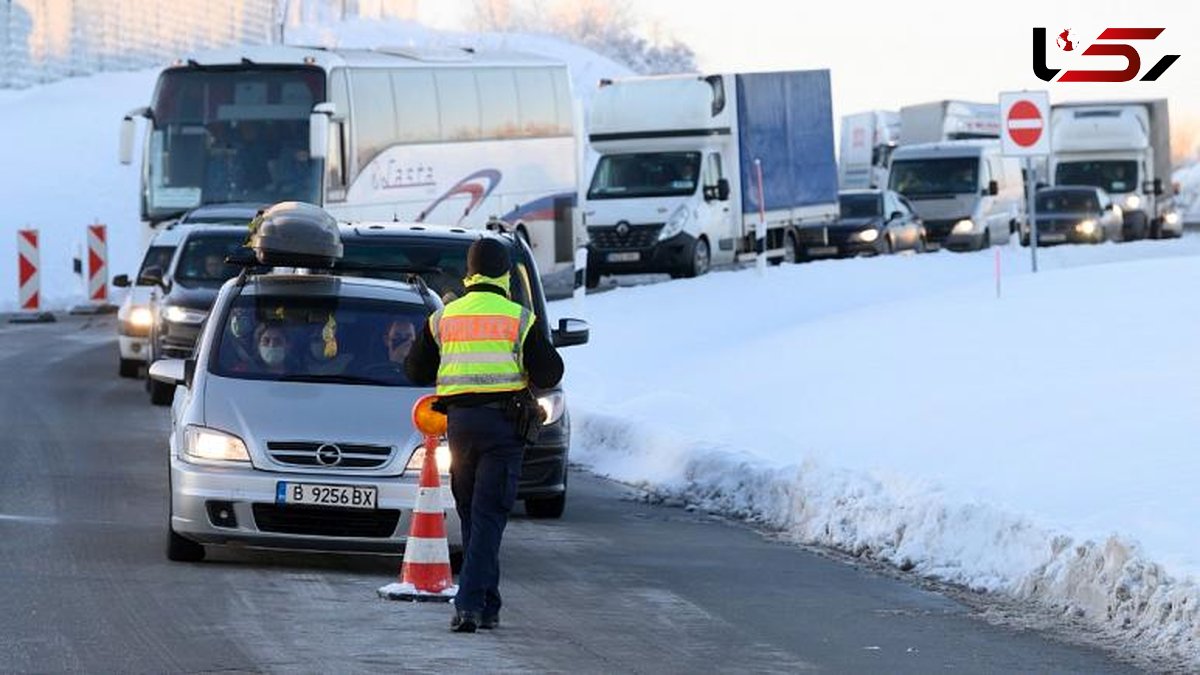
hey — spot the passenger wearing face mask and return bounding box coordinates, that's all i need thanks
[255,324,291,375]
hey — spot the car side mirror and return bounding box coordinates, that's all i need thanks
[112,273,131,288]
[716,178,730,201]
[138,265,165,288]
[149,358,186,386]
[309,102,335,160]
[888,211,903,222]
[986,180,999,196]
[552,318,590,348]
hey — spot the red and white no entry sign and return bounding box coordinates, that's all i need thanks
[999,91,1050,157]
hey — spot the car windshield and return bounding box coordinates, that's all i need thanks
[1054,161,1138,195]
[340,239,534,311]
[139,245,175,277]
[210,294,428,386]
[173,233,247,286]
[839,194,882,219]
[587,152,701,199]
[1037,191,1100,214]
[888,157,979,197]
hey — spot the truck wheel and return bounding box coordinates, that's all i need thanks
[149,378,175,406]
[683,237,710,278]
[783,232,798,263]
[584,261,601,289]
[119,358,140,379]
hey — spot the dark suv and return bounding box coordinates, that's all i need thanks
[338,222,590,518]
[145,227,249,405]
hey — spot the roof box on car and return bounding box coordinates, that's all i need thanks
[249,201,343,268]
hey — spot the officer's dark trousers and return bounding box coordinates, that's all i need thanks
[447,405,524,616]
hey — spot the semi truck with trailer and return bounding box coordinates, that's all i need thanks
[838,110,900,189]
[582,70,839,284]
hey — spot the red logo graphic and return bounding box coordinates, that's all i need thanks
[1006,100,1043,148]
[1033,27,1179,82]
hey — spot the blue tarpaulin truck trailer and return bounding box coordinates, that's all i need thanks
[583,70,839,282]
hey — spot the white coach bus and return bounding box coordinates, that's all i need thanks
[119,46,580,278]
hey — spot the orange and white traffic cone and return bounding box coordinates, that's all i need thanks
[379,397,457,602]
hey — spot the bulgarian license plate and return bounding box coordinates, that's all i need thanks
[1041,233,1066,243]
[276,482,378,509]
[807,246,838,257]
[606,251,640,263]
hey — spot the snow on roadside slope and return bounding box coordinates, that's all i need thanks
[553,240,1200,664]
[0,20,631,312]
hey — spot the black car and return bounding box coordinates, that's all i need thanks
[337,222,590,519]
[795,189,925,260]
[145,227,249,404]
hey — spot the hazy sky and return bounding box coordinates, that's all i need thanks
[418,0,1200,156]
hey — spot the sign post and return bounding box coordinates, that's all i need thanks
[999,91,1050,274]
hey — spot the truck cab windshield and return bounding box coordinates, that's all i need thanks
[146,66,325,220]
[588,152,701,199]
[1054,161,1138,195]
[888,157,979,197]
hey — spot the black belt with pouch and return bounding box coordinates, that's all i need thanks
[505,390,547,443]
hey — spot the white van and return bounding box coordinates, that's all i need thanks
[887,140,1024,251]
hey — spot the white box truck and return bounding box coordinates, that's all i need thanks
[899,100,1001,146]
[839,110,900,189]
[582,70,839,284]
[1049,99,1175,239]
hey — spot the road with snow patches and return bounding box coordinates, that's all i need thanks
[0,314,1140,673]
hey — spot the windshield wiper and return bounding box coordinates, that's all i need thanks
[278,374,393,386]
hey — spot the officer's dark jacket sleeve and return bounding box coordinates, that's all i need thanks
[524,315,564,389]
[404,321,440,386]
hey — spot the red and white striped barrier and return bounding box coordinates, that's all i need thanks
[87,223,108,303]
[379,437,457,602]
[17,229,40,311]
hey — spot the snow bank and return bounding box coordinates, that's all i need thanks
[554,241,1200,664]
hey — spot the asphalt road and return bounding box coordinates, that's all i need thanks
[0,314,1142,673]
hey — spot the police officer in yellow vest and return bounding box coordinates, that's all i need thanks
[405,237,564,633]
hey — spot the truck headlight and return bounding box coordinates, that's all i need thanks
[658,205,691,241]
[1123,194,1142,210]
[128,306,153,328]
[184,425,250,462]
[163,305,208,325]
[405,442,452,475]
[857,229,879,243]
[1075,219,1097,236]
[537,392,566,426]
[951,219,974,235]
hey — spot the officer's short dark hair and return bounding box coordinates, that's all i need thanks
[467,238,510,278]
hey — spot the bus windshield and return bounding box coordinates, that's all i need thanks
[146,66,325,221]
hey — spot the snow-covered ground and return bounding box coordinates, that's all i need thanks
[0,19,631,313]
[553,238,1200,665]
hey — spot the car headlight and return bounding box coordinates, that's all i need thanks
[405,442,452,475]
[1076,219,1097,235]
[128,306,153,328]
[857,228,879,243]
[951,219,974,235]
[184,425,250,463]
[658,205,691,241]
[163,305,208,325]
[1164,211,1181,225]
[537,392,566,426]
[1123,194,1142,210]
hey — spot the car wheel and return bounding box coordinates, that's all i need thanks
[167,526,205,562]
[783,232,798,264]
[980,229,991,250]
[525,493,566,519]
[119,358,140,379]
[450,550,464,573]
[683,237,710,278]
[914,234,927,254]
[883,235,894,255]
[149,378,175,406]
[584,260,601,289]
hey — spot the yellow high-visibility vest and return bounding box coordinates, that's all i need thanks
[431,287,534,397]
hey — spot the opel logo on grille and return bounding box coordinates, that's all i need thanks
[315,443,342,466]
[615,221,631,238]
